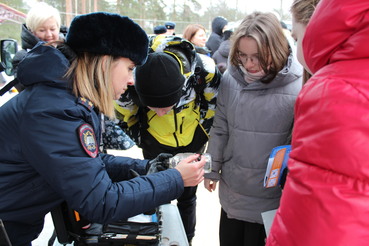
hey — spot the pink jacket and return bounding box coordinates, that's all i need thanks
[267,0,369,245]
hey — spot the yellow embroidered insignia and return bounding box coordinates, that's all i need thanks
[77,123,97,158]
[78,97,94,110]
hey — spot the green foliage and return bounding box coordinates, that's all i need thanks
[99,0,116,13]
[2,0,27,13]
[3,0,297,41]
[0,22,22,44]
[0,0,26,43]
[199,0,246,32]
[273,8,292,21]
[43,0,68,25]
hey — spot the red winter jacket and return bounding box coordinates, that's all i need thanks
[267,0,369,245]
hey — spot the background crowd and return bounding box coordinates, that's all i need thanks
[1,0,369,245]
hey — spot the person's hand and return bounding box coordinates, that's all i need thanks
[146,153,173,175]
[204,178,217,192]
[175,154,205,187]
[217,62,227,74]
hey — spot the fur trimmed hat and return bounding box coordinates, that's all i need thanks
[135,52,184,108]
[66,12,149,65]
[154,25,167,35]
[165,21,176,30]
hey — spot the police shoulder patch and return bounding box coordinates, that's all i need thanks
[78,123,97,158]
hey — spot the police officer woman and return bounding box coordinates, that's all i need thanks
[0,12,205,245]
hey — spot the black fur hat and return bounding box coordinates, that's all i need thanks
[154,25,167,35]
[66,12,149,65]
[135,52,184,108]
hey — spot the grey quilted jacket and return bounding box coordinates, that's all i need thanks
[205,47,302,224]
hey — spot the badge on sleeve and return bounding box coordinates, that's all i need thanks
[78,123,97,158]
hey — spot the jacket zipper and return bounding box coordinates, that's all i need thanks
[173,109,179,146]
[180,116,184,134]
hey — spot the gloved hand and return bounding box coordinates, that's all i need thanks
[130,169,140,178]
[146,153,173,175]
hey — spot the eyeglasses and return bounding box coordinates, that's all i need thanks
[237,50,259,64]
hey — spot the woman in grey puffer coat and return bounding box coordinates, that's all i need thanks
[204,12,302,246]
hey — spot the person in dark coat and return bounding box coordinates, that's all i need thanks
[12,2,67,92]
[212,30,233,73]
[153,25,167,35]
[165,21,176,35]
[114,36,222,244]
[0,12,205,246]
[206,16,228,57]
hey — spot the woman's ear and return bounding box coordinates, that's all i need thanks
[102,55,108,73]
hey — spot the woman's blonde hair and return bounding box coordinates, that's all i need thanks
[291,0,320,26]
[26,2,61,32]
[65,52,118,118]
[48,40,119,118]
[291,0,320,84]
[183,24,206,44]
[229,11,289,84]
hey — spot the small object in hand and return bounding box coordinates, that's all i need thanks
[166,153,212,173]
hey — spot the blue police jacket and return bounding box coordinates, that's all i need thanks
[0,43,184,243]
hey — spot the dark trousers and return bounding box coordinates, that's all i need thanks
[142,149,199,243]
[219,208,266,246]
[2,220,43,246]
[177,185,198,242]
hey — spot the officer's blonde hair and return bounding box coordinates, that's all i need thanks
[67,53,117,119]
[26,2,61,32]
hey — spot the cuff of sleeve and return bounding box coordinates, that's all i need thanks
[204,171,220,181]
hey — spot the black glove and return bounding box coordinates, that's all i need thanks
[146,153,173,175]
[130,169,140,178]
